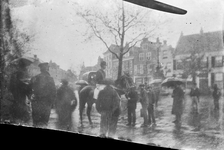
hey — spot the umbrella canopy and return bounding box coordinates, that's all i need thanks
[75,80,88,86]
[149,79,163,85]
[161,77,184,88]
[12,56,36,66]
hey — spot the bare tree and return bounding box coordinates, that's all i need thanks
[177,37,206,83]
[75,0,164,79]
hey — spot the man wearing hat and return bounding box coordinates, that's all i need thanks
[55,79,77,130]
[29,62,56,127]
[93,60,107,100]
[139,83,149,127]
[125,86,138,126]
[146,86,156,126]
[9,59,32,124]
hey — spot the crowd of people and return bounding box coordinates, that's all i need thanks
[7,59,223,138]
[9,61,77,130]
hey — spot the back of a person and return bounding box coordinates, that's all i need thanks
[31,73,54,98]
[148,89,155,105]
[57,85,75,104]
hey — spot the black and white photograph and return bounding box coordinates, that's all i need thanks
[1,0,224,149]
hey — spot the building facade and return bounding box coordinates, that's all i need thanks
[103,38,174,86]
[174,29,224,92]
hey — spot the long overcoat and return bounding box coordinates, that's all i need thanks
[171,87,184,116]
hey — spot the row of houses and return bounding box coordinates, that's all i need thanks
[103,37,174,86]
[80,29,224,91]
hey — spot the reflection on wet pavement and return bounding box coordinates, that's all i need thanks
[47,94,224,150]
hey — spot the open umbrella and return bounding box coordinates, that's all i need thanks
[161,77,184,88]
[149,79,163,85]
[75,80,88,86]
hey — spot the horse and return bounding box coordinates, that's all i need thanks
[78,73,134,126]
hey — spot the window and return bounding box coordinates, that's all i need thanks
[166,62,172,69]
[176,60,184,70]
[140,64,144,74]
[200,57,208,68]
[215,73,223,81]
[214,56,223,67]
[134,65,137,75]
[129,60,133,75]
[146,52,151,60]
[147,64,151,74]
[163,50,168,59]
[137,65,140,74]
[139,53,144,61]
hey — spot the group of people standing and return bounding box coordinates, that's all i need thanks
[8,58,223,137]
[9,61,77,130]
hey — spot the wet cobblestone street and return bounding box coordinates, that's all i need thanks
[48,94,224,150]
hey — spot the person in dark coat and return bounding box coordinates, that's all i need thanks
[29,62,56,127]
[93,61,107,100]
[9,60,32,124]
[125,86,138,127]
[55,79,77,131]
[95,61,106,84]
[96,86,120,138]
[171,84,184,124]
[212,84,221,110]
[147,86,156,126]
[190,83,200,113]
[139,84,149,127]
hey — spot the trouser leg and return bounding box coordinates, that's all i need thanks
[100,112,109,136]
[127,107,132,124]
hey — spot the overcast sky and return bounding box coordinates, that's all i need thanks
[11,0,224,71]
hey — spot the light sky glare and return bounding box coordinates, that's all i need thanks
[11,0,224,72]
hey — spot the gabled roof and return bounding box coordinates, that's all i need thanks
[175,30,224,55]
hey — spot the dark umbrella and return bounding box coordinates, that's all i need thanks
[12,56,36,66]
[75,80,88,86]
[161,77,184,88]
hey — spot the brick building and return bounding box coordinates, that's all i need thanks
[174,29,224,92]
[103,37,174,86]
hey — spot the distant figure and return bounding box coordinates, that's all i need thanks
[212,84,221,110]
[147,86,156,126]
[56,79,77,131]
[190,83,200,113]
[172,84,184,124]
[9,60,31,124]
[125,86,138,127]
[139,84,149,127]
[29,62,56,127]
